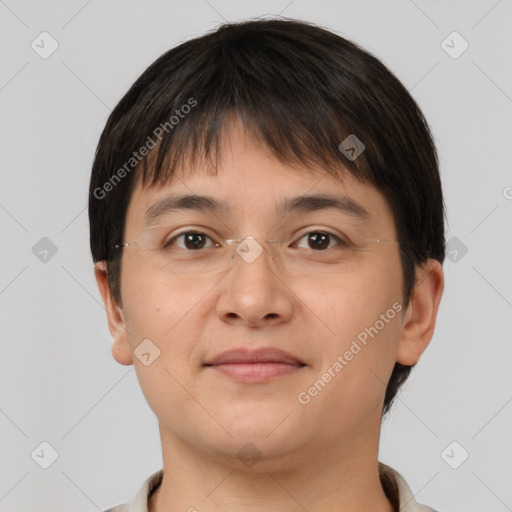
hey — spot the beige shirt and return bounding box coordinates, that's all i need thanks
[103,463,438,512]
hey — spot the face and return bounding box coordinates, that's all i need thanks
[100,121,426,471]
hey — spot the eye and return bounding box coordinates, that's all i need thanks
[164,231,219,251]
[295,231,348,251]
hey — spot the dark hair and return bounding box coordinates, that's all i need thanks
[88,17,445,417]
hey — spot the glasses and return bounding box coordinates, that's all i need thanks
[115,223,398,277]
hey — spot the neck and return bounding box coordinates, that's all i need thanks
[149,427,393,512]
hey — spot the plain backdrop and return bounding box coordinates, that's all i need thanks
[0,1,511,511]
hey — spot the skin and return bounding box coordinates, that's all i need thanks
[95,118,444,512]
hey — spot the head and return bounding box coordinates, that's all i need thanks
[89,18,444,463]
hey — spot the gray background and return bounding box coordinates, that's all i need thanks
[1,1,511,511]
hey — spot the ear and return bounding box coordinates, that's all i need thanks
[396,259,444,366]
[94,261,133,365]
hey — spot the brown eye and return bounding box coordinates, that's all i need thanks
[296,231,346,251]
[165,231,215,250]
[307,232,329,250]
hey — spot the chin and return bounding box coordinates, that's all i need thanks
[212,434,306,474]
[220,403,295,436]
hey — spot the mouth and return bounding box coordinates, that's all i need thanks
[203,347,307,383]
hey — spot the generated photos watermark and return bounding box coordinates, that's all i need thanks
[93,97,197,200]
[297,301,402,405]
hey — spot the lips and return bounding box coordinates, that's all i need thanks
[204,347,305,366]
[204,347,306,383]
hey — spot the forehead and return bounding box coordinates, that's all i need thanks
[124,125,394,235]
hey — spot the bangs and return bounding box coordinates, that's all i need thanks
[118,20,379,190]
[138,102,371,190]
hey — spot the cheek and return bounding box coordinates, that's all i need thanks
[119,265,207,390]
[300,255,403,371]
[119,265,208,421]
[120,258,201,336]
[300,287,403,426]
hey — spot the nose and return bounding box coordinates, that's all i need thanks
[215,236,294,328]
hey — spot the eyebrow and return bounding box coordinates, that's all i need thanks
[143,193,370,226]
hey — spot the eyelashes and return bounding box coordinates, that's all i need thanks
[164,229,350,252]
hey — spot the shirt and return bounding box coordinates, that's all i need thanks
[103,462,438,512]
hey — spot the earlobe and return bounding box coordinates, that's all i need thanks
[94,261,133,366]
[396,259,444,366]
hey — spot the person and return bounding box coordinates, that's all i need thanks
[89,17,445,512]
